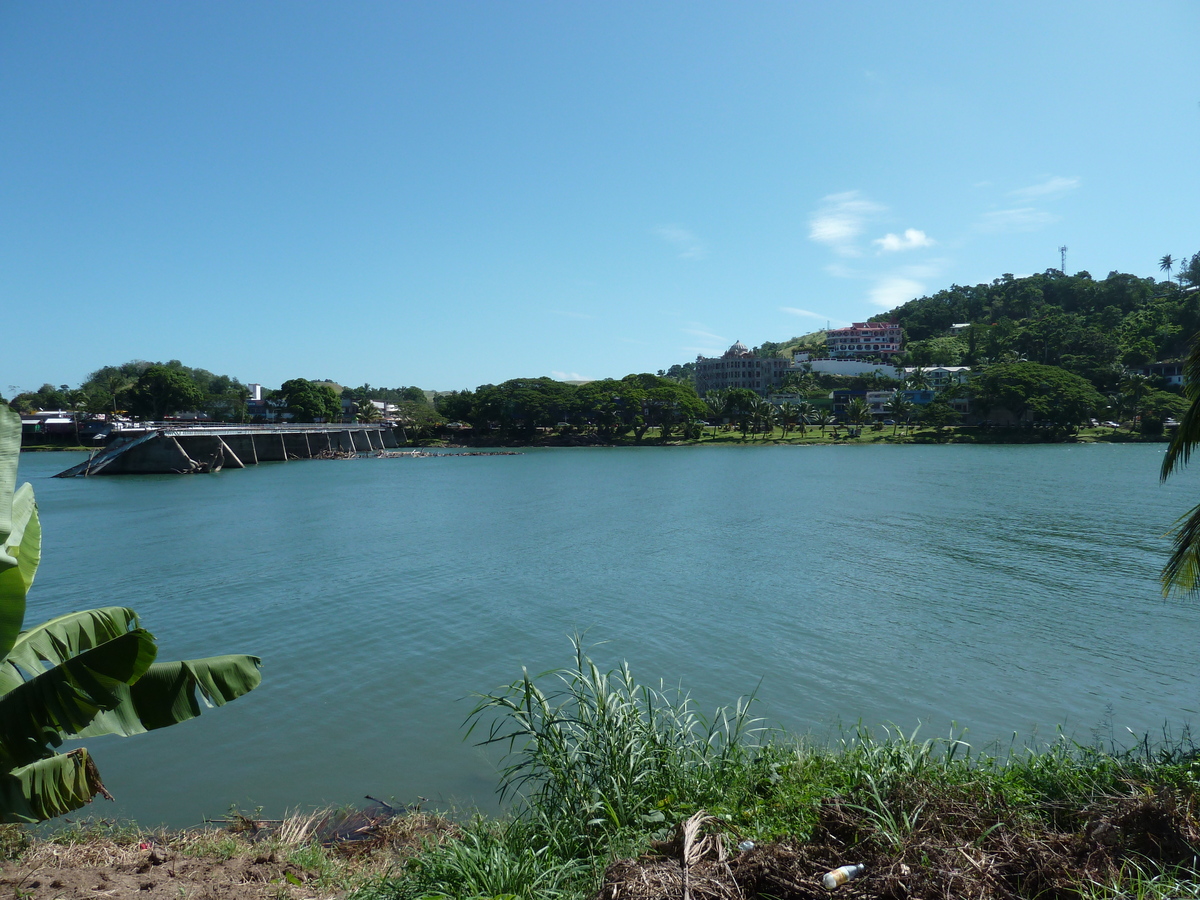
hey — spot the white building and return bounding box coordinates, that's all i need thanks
[792,354,901,378]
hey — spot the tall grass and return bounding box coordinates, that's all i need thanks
[464,635,763,856]
[366,642,1200,900]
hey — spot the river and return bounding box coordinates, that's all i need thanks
[16,443,1200,827]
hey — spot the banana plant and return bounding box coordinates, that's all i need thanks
[0,406,261,822]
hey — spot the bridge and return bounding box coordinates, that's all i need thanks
[54,423,401,476]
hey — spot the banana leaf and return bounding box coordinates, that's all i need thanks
[78,654,263,737]
[0,748,110,823]
[0,629,157,768]
[0,607,140,694]
[0,490,38,666]
[0,407,20,545]
[0,407,39,662]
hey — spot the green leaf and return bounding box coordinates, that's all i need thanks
[0,607,140,695]
[0,406,39,660]
[0,748,111,824]
[78,654,262,737]
[0,407,20,546]
[0,630,158,767]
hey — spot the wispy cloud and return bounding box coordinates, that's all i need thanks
[873,228,935,253]
[977,207,1058,233]
[683,327,727,344]
[553,371,592,381]
[551,309,595,320]
[782,307,847,328]
[808,191,885,256]
[780,307,824,319]
[656,225,706,260]
[1009,176,1079,201]
[868,277,924,309]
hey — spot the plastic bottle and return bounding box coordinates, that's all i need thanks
[821,864,865,889]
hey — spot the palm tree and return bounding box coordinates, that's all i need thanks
[885,393,913,435]
[814,410,833,436]
[1120,371,1152,428]
[1160,333,1200,596]
[845,397,871,434]
[777,401,799,437]
[356,398,382,422]
[97,372,133,420]
[796,401,816,436]
[750,397,776,440]
[1160,254,1175,285]
[704,390,729,438]
[905,367,931,391]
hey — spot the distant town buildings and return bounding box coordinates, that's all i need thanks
[826,321,902,358]
[900,366,970,388]
[695,341,791,395]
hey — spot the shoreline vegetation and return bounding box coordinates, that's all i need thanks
[17,423,1172,456]
[11,262,1200,458]
[4,642,1198,900]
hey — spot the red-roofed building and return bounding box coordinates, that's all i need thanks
[827,321,902,358]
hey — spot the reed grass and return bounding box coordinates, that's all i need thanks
[366,642,1200,900]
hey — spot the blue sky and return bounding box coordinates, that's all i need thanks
[4,1,1198,394]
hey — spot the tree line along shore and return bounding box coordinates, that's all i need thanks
[8,258,1200,448]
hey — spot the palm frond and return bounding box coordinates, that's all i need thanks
[1161,331,1200,480]
[1162,500,1200,598]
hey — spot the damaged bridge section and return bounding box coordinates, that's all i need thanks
[54,423,401,477]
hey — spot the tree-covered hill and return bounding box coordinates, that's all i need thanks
[868,251,1200,394]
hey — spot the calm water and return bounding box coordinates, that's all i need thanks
[16,444,1200,826]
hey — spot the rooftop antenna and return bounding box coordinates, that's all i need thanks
[1059,245,1068,274]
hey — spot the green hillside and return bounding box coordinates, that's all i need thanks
[863,253,1200,395]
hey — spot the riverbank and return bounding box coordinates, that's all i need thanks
[426,423,1170,449]
[6,722,1197,900]
[22,423,1169,454]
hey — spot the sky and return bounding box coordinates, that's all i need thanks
[3,1,1199,394]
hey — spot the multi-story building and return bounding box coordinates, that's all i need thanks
[901,366,970,388]
[826,321,902,358]
[694,341,791,395]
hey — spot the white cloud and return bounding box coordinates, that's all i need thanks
[655,225,706,260]
[873,228,935,253]
[683,327,727,343]
[868,277,924,309]
[808,191,886,256]
[552,371,592,381]
[780,307,824,319]
[977,207,1058,233]
[1009,176,1079,201]
[782,307,847,328]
